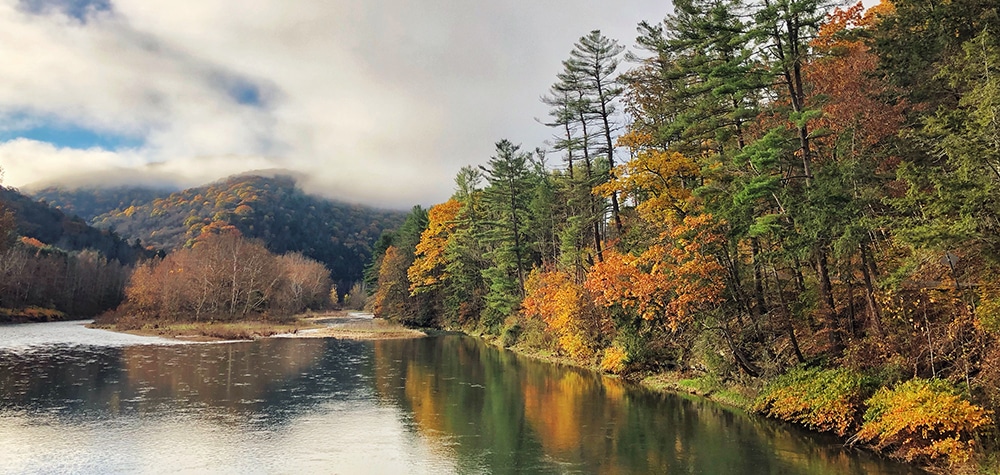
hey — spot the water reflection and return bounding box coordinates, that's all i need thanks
[0,332,924,474]
[374,336,925,475]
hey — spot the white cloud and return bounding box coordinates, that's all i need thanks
[0,0,669,208]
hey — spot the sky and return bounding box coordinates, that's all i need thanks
[0,0,884,209]
[0,0,672,208]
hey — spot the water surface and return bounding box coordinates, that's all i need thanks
[0,323,924,474]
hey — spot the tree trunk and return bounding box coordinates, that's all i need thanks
[859,241,885,336]
[815,248,843,349]
[751,238,768,317]
[772,265,805,364]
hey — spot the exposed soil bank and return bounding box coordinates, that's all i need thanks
[279,311,426,340]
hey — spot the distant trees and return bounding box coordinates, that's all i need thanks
[0,244,131,319]
[0,171,133,319]
[0,199,13,253]
[108,232,331,322]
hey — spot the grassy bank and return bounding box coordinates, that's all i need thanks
[0,307,70,324]
[93,310,425,341]
[91,316,323,341]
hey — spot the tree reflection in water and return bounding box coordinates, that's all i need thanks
[0,334,925,474]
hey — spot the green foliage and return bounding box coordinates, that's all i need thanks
[752,366,875,436]
[477,140,539,331]
[33,185,171,221]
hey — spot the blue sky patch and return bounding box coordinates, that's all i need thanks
[19,0,111,22]
[0,123,143,151]
[229,81,263,107]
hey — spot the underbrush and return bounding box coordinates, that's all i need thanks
[751,366,993,470]
[853,378,992,466]
[752,366,874,436]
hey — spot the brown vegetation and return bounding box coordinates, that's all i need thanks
[99,232,332,325]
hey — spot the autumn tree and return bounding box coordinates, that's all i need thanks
[111,232,331,322]
[408,199,462,294]
[369,207,435,326]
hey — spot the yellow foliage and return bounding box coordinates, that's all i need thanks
[855,379,991,464]
[600,130,701,226]
[408,199,461,294]
[600,345,629,374]
[522,269,604,360]
[752,367,872,436]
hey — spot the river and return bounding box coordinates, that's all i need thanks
[0,321,924,474]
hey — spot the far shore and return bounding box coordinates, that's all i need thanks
[91,310,427,342]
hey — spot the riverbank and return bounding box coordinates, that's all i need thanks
[0,306,70,324]
[93,311,426,342]
[471,329,755,407]
[472,331,970,475]
[282,311,427,340]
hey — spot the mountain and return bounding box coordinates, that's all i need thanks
[0,186,152,265]
[33,185,175,222]
[34,174,407,290]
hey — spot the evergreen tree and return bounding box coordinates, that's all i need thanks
[478,140,537,330]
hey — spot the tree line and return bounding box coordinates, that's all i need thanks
[50,174,405,293]
[368,0,1000,468]
[0,172,337,323]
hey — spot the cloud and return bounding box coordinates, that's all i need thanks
[0,0,669,208]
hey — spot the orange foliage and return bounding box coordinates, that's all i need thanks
[808,2,905,168]
[408,199,461,293]
[522,269,606,359]
[19,236,45,248]
[585,215,726,330]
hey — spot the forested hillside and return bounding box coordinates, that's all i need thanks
[0,186,152,265]
[33,185,174,222]
[0,185,154,319]
[368,1,1000,470]
[46,174,406,291]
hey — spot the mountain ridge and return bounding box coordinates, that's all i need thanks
[32,174,406,290]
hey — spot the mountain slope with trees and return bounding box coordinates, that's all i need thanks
[41,174,406,292]
[0,184,154,320]
[33,185,174,222]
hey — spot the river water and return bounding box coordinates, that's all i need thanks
[0,321,924,474]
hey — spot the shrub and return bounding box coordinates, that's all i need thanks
[600,344,629,374]
[751,366,873,436]
[499,322,521,348]
[854,378,991,464]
